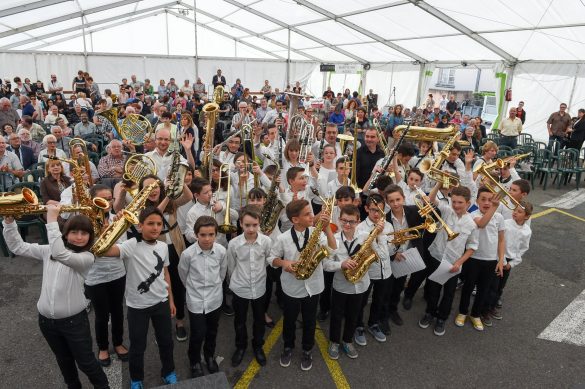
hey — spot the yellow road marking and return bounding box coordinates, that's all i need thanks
[315,324,351,389]
[553,209,585,223]
[531,207,585,222]
[234,318,283,389]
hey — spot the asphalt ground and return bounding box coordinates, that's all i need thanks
[1,185,585,388]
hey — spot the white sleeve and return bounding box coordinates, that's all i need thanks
[269,235,285,267]
[178,250,190,285]
[2,220,50,260]
[184,208,197,243]
[226,241,236,278]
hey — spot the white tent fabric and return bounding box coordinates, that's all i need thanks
[1,0,585,141]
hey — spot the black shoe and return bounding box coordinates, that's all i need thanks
[175,325,187,342]
[114,345,129,362]
[254,348,267,366]
[317,310,329,322]
[402,297,413,311]
[222,304,235,316]
[98,353,111,367]
[278,300,285,310]
[389,311,404,326]
[379,320,391,336]
[231,348,246,367]
[191,362,204,378]
[265,320,275,328]
[205,356,219,373]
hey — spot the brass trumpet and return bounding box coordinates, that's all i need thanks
[0,188,99,218]
[386,216,436,246]
[419,133,460,189]
[473,160,524,210]
[414,186,459,241]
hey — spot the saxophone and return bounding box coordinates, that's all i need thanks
[165,137,188,200]
[260,153,284,235]
[291,196,334,280]
[91,181,159,256]
[342,227,381,283]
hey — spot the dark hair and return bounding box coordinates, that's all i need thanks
[451,141,462,152]
[376,175,393,191]
[286,166,305,184]
[263,164,278,176]
[240,205,261,221]
[248,187,267,200]
[407,168,424,180]
[477,186,492,198]
[90,184,111,198]
[519,200,533,217]
[161,111,172,119]
[62,215,94,252]
[335,157,349,168]
[138,174,164,206]
[194,215,218,234]
[139,206,164,224]
[511,179,531,195]
[366,193,384,207]
[384,184,405,199]
[335,185,355,200]
[397,143,416,157]
[339,204,360,219]
[451,186,471,201]
[285,199,310,220]
[191,177,211,194]
[284,139,301,162]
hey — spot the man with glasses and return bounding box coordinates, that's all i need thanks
[17,115,46,143]
[18,128,41,159]
[98,139,124,179]
[0,136,24,189]
[20,95,37,120]
[7,133,34,170]
[48,74,63,96]
[146,128,193,180]
[547,103,572,150]
[232,102,253,131]
[262,100,285,126]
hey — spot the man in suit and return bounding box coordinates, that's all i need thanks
[7,133,34,170]
[212,69,226,89]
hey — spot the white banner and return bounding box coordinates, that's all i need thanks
[336,63,362,74]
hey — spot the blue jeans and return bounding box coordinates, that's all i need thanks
[499,135,517,149]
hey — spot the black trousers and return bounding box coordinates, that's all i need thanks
[188,307,221,364]
[319,271,334,314]
[265,265,284,313]
[385,274,407,316]
[426,274,459,321]
[329,290,363,344]
[233,293,266,350]
[458,258,496,317]
[404,253,436,300]
[487,266,511,310]
[85,275,126,351]
[167,244,186,321]
[282,293,319,352]
[39,310,109,389]
[357,277,392,328]
[127,301,175,381]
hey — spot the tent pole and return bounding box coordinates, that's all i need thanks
[165,11,170,56]
[286,28,291,87]
[193,0,199,81]
[81,15,88,70]
[568,64,579,114]
[415,63,425,107]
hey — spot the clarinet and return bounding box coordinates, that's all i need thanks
[367,121,411,191]
[318,135,325,162]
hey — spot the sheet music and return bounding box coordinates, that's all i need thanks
[428,259,461,285]
[390,247,426,278]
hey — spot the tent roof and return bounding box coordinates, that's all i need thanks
[1,0,584,63]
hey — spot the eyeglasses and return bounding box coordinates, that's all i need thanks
[46,141,57,144]
[156,137,170,141]
[339,219,358,226]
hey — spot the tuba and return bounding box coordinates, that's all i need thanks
[260,153,285,235]
[91,181,159,256]
[291,194,334,280]
[393,125,470,147]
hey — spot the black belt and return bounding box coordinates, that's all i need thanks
[501,135,518,138]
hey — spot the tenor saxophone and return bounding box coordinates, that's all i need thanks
[91,181,159,256]
[291,196,334,280]
[260,153,284,235]
[342,227,381,284]
[165,137,188,200]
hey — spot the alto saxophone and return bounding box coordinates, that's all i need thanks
[260,153,284,235]
[342,227,381,284]
[91,181,159,256]
[291,196,334,280]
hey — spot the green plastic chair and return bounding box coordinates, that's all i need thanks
[536,149,558,190]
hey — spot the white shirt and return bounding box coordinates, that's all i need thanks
[504,219,531,268]
[327,177,346,198]
[226,233,273,300]
[397,181,418,206]
[356,218,394,280]
[44,113,68,126]
[471,210,505,261]
[269,227,330,298]
[184,200,229,248]
[145,148,187,181]
[278,187,317,232]
[178,242,227,314]
[326,231,371,294]
[497,203,532,228]
[3,221,94,319]
[177,199,195,236]
[429,202,479,264]
[118,239,169,309]
[390,208,411,253]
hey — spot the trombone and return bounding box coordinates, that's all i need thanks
[241,118,260,188]
[473,160,524,210]
[348,117,361,194]
[216,163,237,234]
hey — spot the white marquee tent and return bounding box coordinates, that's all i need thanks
[2,0,585,141]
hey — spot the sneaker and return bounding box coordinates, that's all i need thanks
[454,313,466,327]
[434,319,446,336]
[162,371,178,384]
[354,327,367,346]
[327,342,339,360]
[388,311,404,326]
[470,316,484,331]
[367,324,386,343]
[300,351,312,371]
[130,380,144,389]
[342,342,358,359]
[176,325,187,342]
[490,308,503,320]
[481,314,493,327]
[496,298,503,309]
[418,313,434,329]
[279,348,292,368]
[472,286,477,296]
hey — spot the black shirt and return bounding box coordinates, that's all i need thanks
[355,145,385,188]
[446,101,458,114]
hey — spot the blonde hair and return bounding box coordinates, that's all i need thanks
[482,140,498,154]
